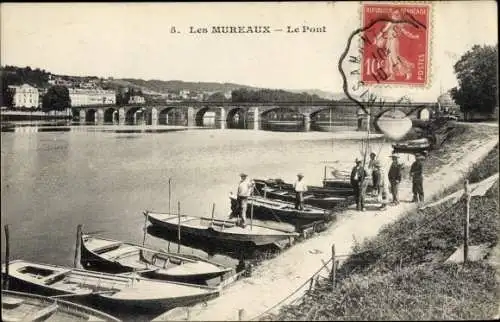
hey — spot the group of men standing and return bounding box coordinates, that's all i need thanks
[350,152,426,211]
[235,152,426,226]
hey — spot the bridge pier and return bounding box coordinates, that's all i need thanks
[151,107,158,126]
[118,108,125,125]
[96,108,104,125]
[187,107,195,127]
[245,107,260,130]
[79,109,86,124]
[303,114,311,132]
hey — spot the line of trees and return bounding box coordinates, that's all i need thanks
[231,88,328,103]
[451,44,498,120]
[116,86,144,105]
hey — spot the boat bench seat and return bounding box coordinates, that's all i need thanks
[100,246,138,260]
[2,297,25,308]
[211,221,236,228]
[25,303,59,321]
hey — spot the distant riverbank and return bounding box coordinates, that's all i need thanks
[0,110,71,122]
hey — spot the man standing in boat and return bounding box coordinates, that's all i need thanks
[237,173,254,228]
[388,153,402,205]
[350,158,367,211]
[410,154,425,203]
[293,173,308,210]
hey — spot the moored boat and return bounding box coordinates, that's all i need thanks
[255,178,354,197]
[253,179,353,209]
[392,138,431,154]
[144,211,298,246]
[2,289,121,322]
[80,234,232,283]
[229,195,335,223]
[1,260,219,311]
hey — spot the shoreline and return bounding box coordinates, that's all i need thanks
[154,123,498,321]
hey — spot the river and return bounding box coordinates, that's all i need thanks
[0,126,392,318]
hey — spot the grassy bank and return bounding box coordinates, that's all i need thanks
[269,125,499,320]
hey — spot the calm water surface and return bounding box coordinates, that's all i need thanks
[1,127,393,318]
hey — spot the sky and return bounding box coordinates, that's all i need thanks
[1,1,498,101]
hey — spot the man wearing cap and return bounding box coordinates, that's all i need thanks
[350,158,367,211]
[293,173,308,210]
[410,154,425,203]
[388,153,403,205]
[237,173,254,228]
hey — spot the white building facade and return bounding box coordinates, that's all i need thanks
[69,88,116,107]
[128,95,145,104]
[9,84,39,108]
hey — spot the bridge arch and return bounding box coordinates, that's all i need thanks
[194,106,226,127]
[85,108,99,123]
[158,106,186,125]
[104,107,118,124]
[226,107,247,128]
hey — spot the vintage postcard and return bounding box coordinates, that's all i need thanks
[1,2,498,321]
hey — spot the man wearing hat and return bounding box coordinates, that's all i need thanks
[236,173,254,228]
[388,153,403,205]
[293,173,308,210]
[350,158,367,211]
[410,154,425,203]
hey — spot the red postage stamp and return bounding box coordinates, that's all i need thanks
[361,3,431,86]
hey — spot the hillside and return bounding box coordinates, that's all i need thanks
[109,78,259,94]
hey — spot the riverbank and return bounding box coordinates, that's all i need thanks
[153,123,498,321]
[271,131,499,320]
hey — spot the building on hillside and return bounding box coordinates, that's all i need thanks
[179,90,190,99]
[437,92,459,113]
[69,88,116,106]
[8,84,39,108]
[128,95,146,104]
[224,91,232,100]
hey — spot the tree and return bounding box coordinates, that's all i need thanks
[42,85,71,112]
[207,92,227,102]
[450,44,498,120]
[1,78,14,107]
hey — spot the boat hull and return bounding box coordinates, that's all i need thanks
[2,260,219,312]
[80,235,230,283]
[2,290,121,322]
[145,212,297,246]
[230,196,334,224]
[255,179,354,198]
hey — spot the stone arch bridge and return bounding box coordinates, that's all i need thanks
[76,101,436,129]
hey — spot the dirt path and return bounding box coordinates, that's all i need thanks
[154,127,498,322]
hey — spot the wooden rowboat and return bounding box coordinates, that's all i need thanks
[254,178,354,197]
[2,289,121,322]
[392,138,431,154]
[1,260,219,311]
[144,211,298,246]
[253,179,352,209]
[229,195,335,223]
[80,234,232,283]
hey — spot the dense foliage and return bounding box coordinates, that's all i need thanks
[450,44,498,120]
[42,86,71,112]
[231,88,329,103]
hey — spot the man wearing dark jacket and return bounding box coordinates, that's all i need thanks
[388,153,402,205]
[350,158,367,211]
[410,154,425,202]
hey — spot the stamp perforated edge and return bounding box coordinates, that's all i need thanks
[356,1,434,90]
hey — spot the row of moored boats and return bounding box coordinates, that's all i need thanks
[1,172,357,321]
